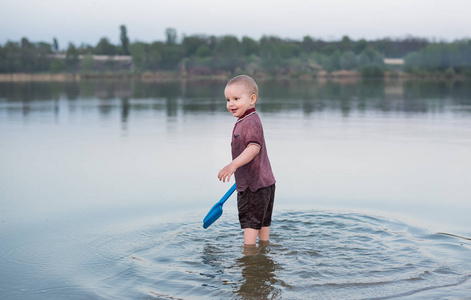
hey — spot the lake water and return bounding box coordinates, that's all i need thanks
[1,79,471,299]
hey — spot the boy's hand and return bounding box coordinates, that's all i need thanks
[218,145,260,183]
[218,164,236,182]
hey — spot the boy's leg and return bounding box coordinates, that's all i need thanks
[259,226,270,242]
[244,228,259,245]
[259,185,274,243]
[244,226,270,244]
[239,184,275,245]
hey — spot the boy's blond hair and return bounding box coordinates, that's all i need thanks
[226,75,259,101]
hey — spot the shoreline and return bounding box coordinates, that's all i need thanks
[0,71,468,82]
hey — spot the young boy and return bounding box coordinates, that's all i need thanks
[218,75,276,246]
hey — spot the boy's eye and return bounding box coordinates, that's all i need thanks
[234,97,239,100]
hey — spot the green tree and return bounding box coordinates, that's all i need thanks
[0,44,5,73]
[2,41,21,72]
[182,35,208,57]
[66,43,79,72]
[241,36,259,56]
[94,37,117,55]
[50,59,65,73]
[147,42,163,69]
[260,41,281,72]
[301,36,316,53]
[77,43,94,54]
[419,43,442,71]
[403,41,471,74]
[360,63,385,77]
[278,42,301,59]
[331,50,342,71]
[35,42,53,71]
[214,35,242,71]
[120,25,130,55]
[340,51,357,70]
[358,47,384,65]
[322,44,338,56]
[403,51,421,73]
[196,45,211,58]
[53,37,59,52]
[129,42,146,71]
[340,35,353,52]
[375,38,388,55]
[319,55,334,72]
[166,28,177,46]
[20,37,35,72]
[80,54,94,74]
[159,43,181,70]
[355,39,368,54]
[357,48,385,77]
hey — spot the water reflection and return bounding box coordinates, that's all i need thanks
[201,241,286,299]
[202,243,225,272]
[1,79,470,123]
[236,244,284,299]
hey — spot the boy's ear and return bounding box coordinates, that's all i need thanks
[250,94,257,105]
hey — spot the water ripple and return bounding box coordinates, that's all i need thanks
[2,210,471,299]
[72,210,471,299]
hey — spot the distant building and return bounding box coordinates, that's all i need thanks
[384,58,404,65]
[50,54,132,62]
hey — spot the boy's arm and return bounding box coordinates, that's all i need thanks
[218,144,260,182]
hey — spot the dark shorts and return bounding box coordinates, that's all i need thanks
[237,184,275,230]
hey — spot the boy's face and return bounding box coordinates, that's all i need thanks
[224,83,257,118]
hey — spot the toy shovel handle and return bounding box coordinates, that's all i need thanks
[218,183,237,205]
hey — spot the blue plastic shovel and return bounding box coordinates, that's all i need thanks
[203,183,237,229]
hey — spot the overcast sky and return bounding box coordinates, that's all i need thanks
[1,0,469,48]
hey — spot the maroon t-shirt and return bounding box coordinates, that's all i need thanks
[232,108,276,192]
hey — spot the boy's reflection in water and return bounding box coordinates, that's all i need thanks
[235,241,284,299]
[201,241,287,299]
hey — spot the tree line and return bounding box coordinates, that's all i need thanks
[1,25,470,78]
[404,41,471,77]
